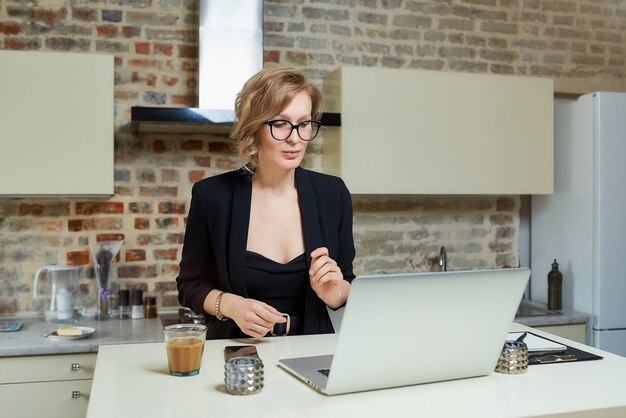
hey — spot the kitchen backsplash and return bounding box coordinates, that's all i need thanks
[2,0,625,314]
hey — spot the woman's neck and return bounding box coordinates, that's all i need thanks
[253,166,297,193]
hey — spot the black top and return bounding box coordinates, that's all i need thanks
[176,167,356,339]
[245,251,307,315]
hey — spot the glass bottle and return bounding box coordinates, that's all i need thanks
[118,289,130,320]
[547,259,563,311]
[144,296,157,319]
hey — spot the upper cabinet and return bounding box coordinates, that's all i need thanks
[322,66,554,195]
[0,50,114,197]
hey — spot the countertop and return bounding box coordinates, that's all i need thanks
[513,300,589,327]
[1,302,589,357]
[0,316,165,357]
[86,324,626,418]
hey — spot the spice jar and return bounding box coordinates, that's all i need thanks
[131,289,144,319]
[144,296,157,319]
[118,289,130,320]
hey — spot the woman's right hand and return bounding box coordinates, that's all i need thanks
[220,293,286,338]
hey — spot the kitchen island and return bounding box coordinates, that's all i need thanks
[87,323,626,418]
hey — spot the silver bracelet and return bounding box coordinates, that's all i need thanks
[215,291,228,321]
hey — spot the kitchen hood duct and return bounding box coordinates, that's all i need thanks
[199,0,262,110]
[131,0,340,133]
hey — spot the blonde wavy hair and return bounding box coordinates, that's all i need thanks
[231,66,322,170]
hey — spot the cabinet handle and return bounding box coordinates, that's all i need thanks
[72,391,81,399]
[71,363,80,371]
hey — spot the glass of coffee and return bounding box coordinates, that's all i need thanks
[163,324,207,376]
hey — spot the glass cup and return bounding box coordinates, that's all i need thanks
[163,324,207,376]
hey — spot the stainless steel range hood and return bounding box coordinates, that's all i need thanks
[131,0,339,133]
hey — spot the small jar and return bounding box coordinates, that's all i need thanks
[144,296,157,319]
[118,289,130,320]
[131,289,144,319]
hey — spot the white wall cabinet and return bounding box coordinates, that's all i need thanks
[0,50,114,197]
[322,66,554,195]
[0,352,97,418]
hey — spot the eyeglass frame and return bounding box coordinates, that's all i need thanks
[264,119,322,142]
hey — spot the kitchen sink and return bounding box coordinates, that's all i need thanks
[160,313,179,327]
[159,308,205,327]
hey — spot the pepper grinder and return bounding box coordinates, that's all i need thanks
[547,259,563,311]
[131,289,144,319]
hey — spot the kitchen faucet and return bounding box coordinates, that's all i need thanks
[439,246,447,272]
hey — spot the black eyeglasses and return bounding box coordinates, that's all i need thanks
[265,119,322,141]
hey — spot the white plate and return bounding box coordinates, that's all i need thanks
[48,326,96,341]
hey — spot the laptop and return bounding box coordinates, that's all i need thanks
[278,268,530,395]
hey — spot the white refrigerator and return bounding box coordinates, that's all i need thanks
[531,92,626,356]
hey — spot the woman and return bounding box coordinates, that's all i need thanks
[176,67,356,339]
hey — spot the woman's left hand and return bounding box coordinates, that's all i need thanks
[309,247,349,309]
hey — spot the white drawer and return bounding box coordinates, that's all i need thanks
[0,379,92,418]
[0,353,97,384]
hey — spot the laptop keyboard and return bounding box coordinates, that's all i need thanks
[317,368,331,377]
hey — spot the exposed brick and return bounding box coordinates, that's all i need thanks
[541,1,577,13]
[36,220,64,232]
[125,249,146,262]
[188,171,206,183]
[161,169,179,182]
[76,202,124,215]
[129,202,153,214]
[153,140,165,153]
[127,11,179,26]
[181,140,203,151]
[497,197,516,211]
[102,10,123,22]
[155,217,179,229]
[158,202,186,214]
[265,50,281,63]
[166,233,185,244]
[162,75,178,86]
[68,218,123,232]
[20,203,70,217]
[480,21,518,34]
[393,15,432,28]
[0,300,18,315]
[139,186,178,198]
[137,233,163,246]
[134,218,150,230]
[96,233,125,243]
[67,251,90,266]
[46,37,91,51]
[171,95,196,106]
[154,42,174,56]
[161,294,180,307]
[155,281,177,292]
[439,18,474,31]
[160,264,180,276]
[193,156,211,167]
[154,248,178,260]
[0,23,22,35]
[135,41,150,54]
[595,31,623,44]
[4,38,42,50]
[117,265,146,279]
[123,26,141,38]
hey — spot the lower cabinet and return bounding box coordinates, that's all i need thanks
[534,323,587,345]
[0,352,97,418]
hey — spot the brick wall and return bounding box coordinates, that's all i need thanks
[0,0,624,315]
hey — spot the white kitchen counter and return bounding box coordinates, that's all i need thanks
[87,323,626,418]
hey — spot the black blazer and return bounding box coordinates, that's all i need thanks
[176,167,356,339]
